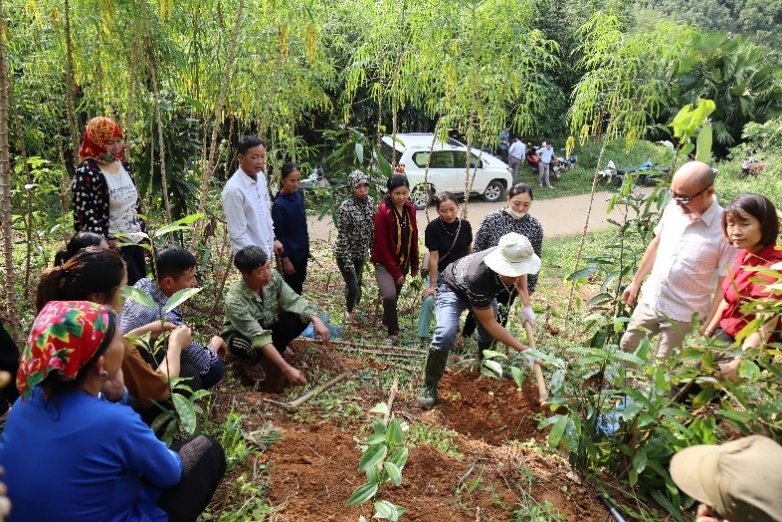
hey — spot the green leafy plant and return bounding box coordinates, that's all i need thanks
[347,409,409,522]
[480,349,526,391]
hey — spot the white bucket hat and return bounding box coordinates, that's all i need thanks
[484,233,541,277]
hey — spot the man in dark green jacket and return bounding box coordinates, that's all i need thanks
[222,246,329,386]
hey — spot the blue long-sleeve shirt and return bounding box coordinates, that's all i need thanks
[272,190,309,263]
[0,388,182,521]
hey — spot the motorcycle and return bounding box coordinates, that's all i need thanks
[740,157,764,178]
[597,160,618,184]
[552,150,577,178]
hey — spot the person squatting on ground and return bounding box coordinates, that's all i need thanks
[221,246,330,388]
[221,135,283,258]
[335,170,375,324]
[702,193,782,381]
[370,174,419,345]
[417,232,541,409]
[120,245,227,391]
[72,116,148,284]
[507,135,526,185]
[35,246,195,414]
[0,301,225,522]
[272,162,310,295]
[670,435,782,522]
[536,141,555,189]
[620,161,736,360]
[418,192,473,344]
[463,184,542,339]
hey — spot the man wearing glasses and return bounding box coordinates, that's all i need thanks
[620,161,736,359]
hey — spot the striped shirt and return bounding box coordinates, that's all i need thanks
[119,278,218,374]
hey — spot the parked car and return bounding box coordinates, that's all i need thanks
[379,133,513,209]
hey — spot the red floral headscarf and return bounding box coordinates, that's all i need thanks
[17,300,116,400]
[78,117,125,163]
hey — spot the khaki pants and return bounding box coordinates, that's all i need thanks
[620,301,691,359]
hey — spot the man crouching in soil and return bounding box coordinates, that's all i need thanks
[418,232,541,409]
[222,245,330,390]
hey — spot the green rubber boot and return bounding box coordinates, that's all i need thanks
[417,350,449,409]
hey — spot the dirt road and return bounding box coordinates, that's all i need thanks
[308,187,655,243]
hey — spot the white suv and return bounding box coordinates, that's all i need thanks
[380,133,513,209]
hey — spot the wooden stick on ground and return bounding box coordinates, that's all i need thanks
[524,321,550,407]
[383,375,399,426]
[264,372,350,413]
[297,337,424,356]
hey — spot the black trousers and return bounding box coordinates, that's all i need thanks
[282,257,308,295]
[337,258,365,312]
[121,244,148,286]
[228,312,308,364]
[157,434,226,522]
[462,289,515,337]
[227,312,309,391]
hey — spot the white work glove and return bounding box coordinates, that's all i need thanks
[520,306,536,324]
[522,349,542,371]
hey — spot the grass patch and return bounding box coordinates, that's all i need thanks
[406,421,463,458]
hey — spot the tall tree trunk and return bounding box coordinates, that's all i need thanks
[147,48,172,225]
[191,0,245,250]
[9,82,35,297]
[0,0,20,344]
[63,0,80,162]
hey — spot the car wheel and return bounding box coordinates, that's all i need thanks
[410,184,434,210]
[482,180,505,203]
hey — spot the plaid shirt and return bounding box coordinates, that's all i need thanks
[119,278,218,374]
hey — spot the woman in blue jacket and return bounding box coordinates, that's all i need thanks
[0,300,225,522]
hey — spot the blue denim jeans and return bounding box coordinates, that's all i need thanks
[418,273,436,338]
[431,282,496,353]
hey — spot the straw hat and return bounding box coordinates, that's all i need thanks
[484,233,541,277]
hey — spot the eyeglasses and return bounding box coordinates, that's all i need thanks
[672,183,712,204]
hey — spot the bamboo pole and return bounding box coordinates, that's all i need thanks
[0,0,19,344]
[191,0,246,250]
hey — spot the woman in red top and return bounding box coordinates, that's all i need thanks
[370,175,419,345]
[704,193,782,379]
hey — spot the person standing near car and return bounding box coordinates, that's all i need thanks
[507,135,526,185]
[536,141,555,188]
[371,174,419,345]
[498,127,511,162]
[335,170,375,324]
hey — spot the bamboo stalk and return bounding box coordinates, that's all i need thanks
[191,0,246,250]
[0,0,19,344]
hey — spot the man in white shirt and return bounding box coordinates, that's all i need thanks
[507,135,526,185]
[221,136,282,258]
[620,161,736,359]
[536,141,555,189]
